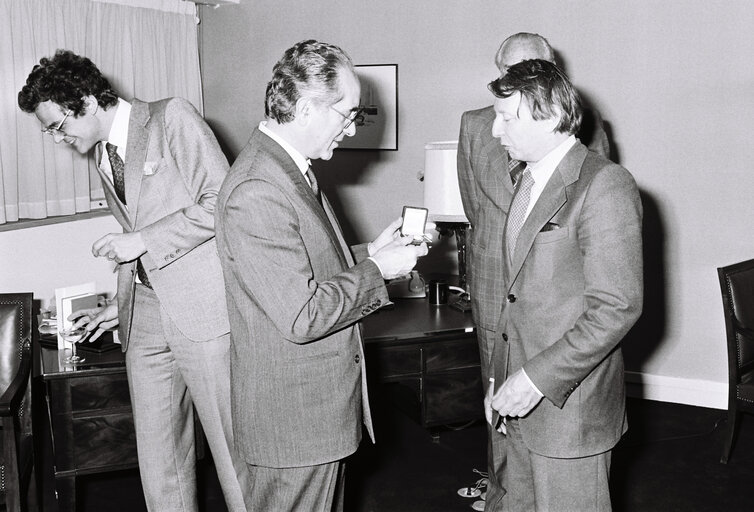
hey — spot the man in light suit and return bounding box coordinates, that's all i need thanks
[471,59,643,511]
[18,50,247,512]
[457,32,613,510]
[215,40,428,511]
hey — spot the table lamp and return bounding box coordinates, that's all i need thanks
[423,141,471,311]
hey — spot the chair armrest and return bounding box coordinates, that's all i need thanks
[0,338,31,416]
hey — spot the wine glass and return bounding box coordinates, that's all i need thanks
[61,326,87,364]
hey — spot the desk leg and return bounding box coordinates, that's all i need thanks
[55,475,76,512]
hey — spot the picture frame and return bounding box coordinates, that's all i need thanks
[338,64,398,150]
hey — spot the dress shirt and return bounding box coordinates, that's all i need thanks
[98,98,132,186]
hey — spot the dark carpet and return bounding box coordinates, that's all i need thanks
[39,397,754,511]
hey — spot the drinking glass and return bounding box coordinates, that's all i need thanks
[61,326,87,364]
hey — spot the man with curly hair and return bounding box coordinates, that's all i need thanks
[18,50,248,512]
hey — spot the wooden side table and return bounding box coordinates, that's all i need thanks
[35,343,137,512]
[362,293,484,433]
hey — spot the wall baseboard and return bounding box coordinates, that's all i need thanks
[625,371,728,410]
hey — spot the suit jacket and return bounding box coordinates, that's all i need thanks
[459,110,642,458]
[457,105,609,335]
[215,128,387,468]
[96,98,231,349]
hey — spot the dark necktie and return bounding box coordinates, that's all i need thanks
[306,167,322,205]
[506,169,535,259]
[105,143,151,288]
[508,157,525,187]
[106,143,127,205]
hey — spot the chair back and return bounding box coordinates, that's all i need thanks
[0,294,32,398]
[718,259,754,382]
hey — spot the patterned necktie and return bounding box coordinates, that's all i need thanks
[508,157,525,187]
[506,169,535,259]
[106,142,127,205]
[306,167,322,205]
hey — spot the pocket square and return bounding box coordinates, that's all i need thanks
[143,161,159,176]
[541,222,560,232]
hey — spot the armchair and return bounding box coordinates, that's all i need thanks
[717,259,754,464]
[0,293,36,511]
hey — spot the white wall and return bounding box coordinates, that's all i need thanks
[0,216,120,311]
[199,0,754,408]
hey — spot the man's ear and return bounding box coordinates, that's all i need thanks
[82,95,99,115]
[294,97,314,126]
[545,105,563,133]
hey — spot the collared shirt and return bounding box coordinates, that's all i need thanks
[258,121,312,183]
[98,98,132,184]
[522,134,577,220]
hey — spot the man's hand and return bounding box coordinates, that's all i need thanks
[92,232,146,263]
[68,302,119,342]
[370,237,428,280]
[368,218,403,255]
[368,218,437,256]
[490,369,543,419]
[486,378,507,434]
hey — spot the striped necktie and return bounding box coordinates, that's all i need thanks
[306,167,322,205]
[508,157,525,187]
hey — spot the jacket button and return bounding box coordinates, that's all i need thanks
[502,333,508,341]
[354,354,361,364]
[507,294,516,303]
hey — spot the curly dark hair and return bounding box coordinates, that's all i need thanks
[488,59,583,136]
[265,40,354,124]
[18,49,118,115]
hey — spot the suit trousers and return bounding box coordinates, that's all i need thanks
[490,418,612,512]
[126,285,248,512]
[241,460,346,512]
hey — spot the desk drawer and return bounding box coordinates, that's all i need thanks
[73,412,138,469]
[424,334,480,373]
[70,374,131,412]
[366,344,421,379]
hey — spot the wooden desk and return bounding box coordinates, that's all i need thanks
[34,293,483,510]
[362,295,484,429]
[36,343,136,512]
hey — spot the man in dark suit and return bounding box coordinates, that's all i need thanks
[18,50,247,511]
[215,40,428,511]
[472,59,642,510]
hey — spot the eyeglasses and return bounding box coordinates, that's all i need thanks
[41,110,72,137]
[330,106,365,130]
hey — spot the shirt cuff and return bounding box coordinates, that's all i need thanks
[522,368,544,397]
[367,256,384,277]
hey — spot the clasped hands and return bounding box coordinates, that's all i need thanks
[368,217,433,280]
[485,369,543,434]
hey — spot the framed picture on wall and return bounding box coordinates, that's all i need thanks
[338,64,398,150]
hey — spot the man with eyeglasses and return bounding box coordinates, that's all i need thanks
[18,50,248,512]
[215,39,429,511]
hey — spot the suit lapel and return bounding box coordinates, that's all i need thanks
[508,143,587,281]
[124,100,151,223]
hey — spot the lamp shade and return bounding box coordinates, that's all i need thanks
[423,141,468,223]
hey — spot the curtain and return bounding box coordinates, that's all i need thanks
[0,0,200,224]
